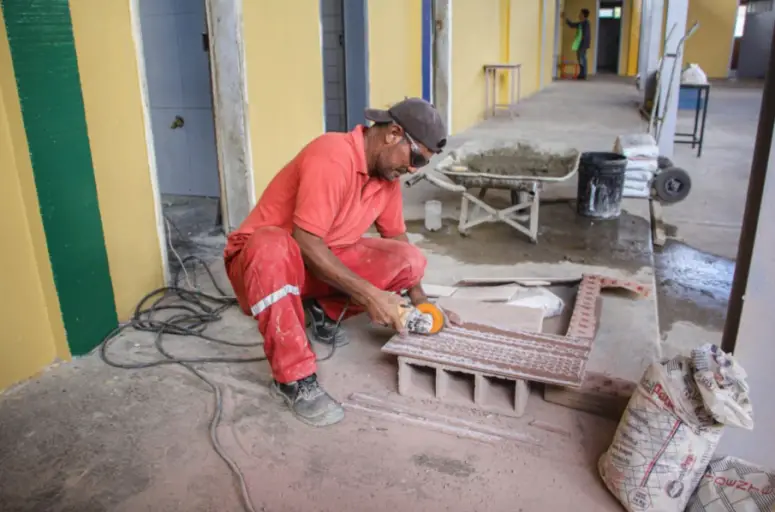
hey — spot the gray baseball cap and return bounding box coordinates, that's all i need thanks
[364,97,447,153]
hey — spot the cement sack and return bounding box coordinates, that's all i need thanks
[682,63,709,86]
[623,188,651,199]
[506,287,564,318]
[624,181,651,195]
[625,169,655,183]
[686,456,775,512]
[599,344,753,512]
[615,134,660,161]
[626,160,659,173]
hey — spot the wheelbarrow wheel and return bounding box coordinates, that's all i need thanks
[654,167,691,203]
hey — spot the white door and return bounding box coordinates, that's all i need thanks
[321,0,348,132]
[139,0,220,197]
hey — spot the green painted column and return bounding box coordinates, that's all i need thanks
[2,0,118,355]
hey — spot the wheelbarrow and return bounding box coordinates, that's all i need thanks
[406,140,581,243]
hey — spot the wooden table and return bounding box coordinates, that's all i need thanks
[483,64,522,118]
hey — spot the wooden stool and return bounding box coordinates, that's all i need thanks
[483,63,522,118]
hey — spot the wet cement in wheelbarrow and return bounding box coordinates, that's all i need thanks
[407,201,652,273]
[458,145,577,178]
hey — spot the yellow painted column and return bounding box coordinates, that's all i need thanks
[627,0,642,76]
[498,0,511,104]
[69,0,165,320]
[243,0,326,196]
[0,14,69,389]
[537,0,544,89]
[618,0,631,75]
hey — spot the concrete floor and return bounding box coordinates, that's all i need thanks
[0,77,761,511]
[668,80,762,260]
[655,80,761,355]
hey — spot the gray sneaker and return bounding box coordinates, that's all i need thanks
[305,300,349,347]
[270,374,345,427]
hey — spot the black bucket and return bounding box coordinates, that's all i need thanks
[576,152,628,219]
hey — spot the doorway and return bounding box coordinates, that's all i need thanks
[597,1,623,74]
[137,0,223,265]
[320,0,370,132]
[321,0,348,132]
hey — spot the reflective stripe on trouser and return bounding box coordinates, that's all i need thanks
[225,227,427,384]
[250,285,301,316]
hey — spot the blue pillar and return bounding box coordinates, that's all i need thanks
[422,0,433,102]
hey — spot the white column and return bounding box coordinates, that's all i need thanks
[656,0,688,158]
[717,120,775,469]
[637,0,651,82]
[638,0,664,95]
[433,0,452,133]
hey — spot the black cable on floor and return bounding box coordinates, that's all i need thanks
[99,256,263,512]
[98,254,348,512]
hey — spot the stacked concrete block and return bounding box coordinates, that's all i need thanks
[397,356,529,417]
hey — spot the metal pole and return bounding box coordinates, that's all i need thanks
[721,23,775,354]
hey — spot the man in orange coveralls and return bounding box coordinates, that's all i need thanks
[224,98,457,427]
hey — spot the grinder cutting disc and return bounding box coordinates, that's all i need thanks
[415,303,445,334]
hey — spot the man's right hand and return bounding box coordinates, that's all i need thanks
[364,289,409,334]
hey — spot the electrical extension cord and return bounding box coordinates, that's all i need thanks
[98,253,348,512]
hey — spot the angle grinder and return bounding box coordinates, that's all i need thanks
[398,302,446,335]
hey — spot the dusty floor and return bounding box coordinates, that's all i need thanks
[668,80,761,260]
[654,80,760,352]
[0,77,761,511]
[163,194,224,265]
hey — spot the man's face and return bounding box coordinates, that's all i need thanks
[373,124,434,182]
[578,10,585,20]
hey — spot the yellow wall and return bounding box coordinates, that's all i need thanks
[498,0,511,104]
[69,0,165,321]
[510,0,542,97]
[0,15,69,390]
[618,0,632,75]
[684,0,737,78]
[627,0,642,76]
[369,0,422,108]
[451,0,502,132]
[560,0,598,71]
[244,0,325,195]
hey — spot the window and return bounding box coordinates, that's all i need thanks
[748,0,774,14]
[735,5,746,38]
[599,7,622,19]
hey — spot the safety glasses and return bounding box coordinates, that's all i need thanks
[403,131,429,168]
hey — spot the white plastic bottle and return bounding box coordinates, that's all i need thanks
[424,200,443,231]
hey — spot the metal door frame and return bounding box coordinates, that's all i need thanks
[342,0,370,129]
[130,0,256,276]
